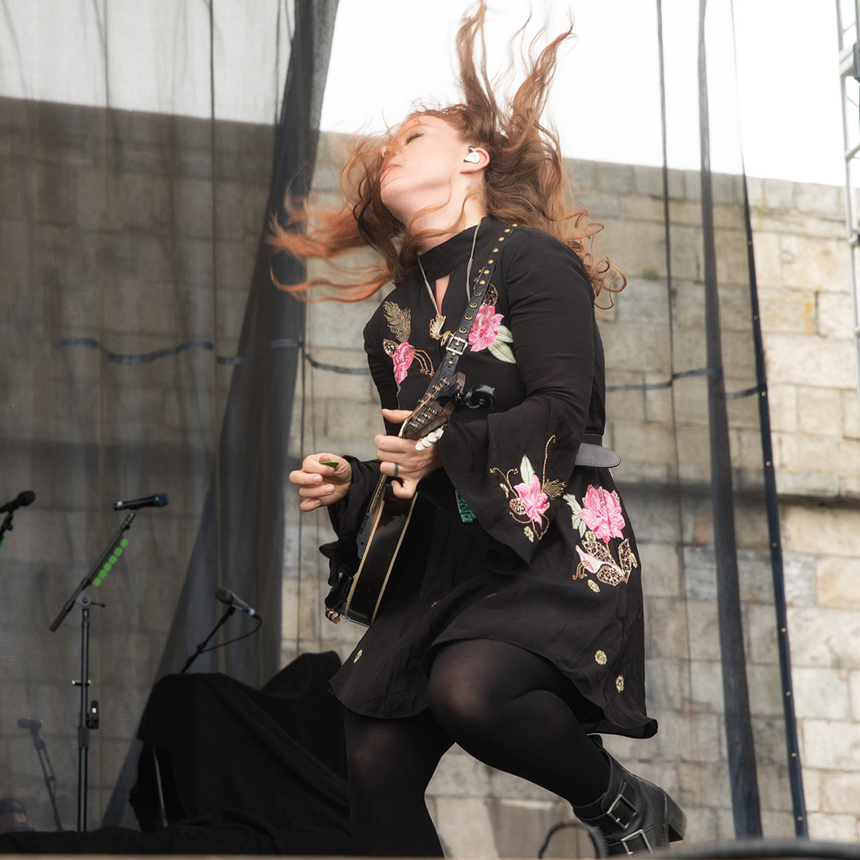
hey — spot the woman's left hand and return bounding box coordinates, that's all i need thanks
[376,408,443,499]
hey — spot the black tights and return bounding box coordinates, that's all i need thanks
[344,639,611,856]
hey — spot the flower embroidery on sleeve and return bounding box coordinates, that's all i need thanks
[491,436,566,543]
[513,475,549,524]
[383,301,433,383]
[565,485,638,587]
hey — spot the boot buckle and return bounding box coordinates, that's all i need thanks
[606,784,637,828]
[620,829,652,854]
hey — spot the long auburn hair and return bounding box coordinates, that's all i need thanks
[269,2,624,303]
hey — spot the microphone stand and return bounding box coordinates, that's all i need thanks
[136,604,234,829]
[0,509,15,547]
[49,511,137,832]
[22,723,64,831]
[180,605,236,673]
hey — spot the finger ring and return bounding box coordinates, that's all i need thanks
[393,463,400,478]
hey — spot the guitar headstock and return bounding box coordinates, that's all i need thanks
[400,373,465,441]
[398,374,496,441]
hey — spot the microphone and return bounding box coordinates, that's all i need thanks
[215,587,260,618]
[0,491,36,514]
[113,493,168,511]
[17,718,42,730]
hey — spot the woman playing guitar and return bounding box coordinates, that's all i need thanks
[278,3,685,855]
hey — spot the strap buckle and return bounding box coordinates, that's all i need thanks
[446,335,469,356]
[606,785,637,828]
[620,829,652,855]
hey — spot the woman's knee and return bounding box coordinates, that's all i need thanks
[427,660,500,740]
[427,639,569,741]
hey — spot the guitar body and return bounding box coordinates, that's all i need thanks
[325,373,473,627]
[342,493,417,626]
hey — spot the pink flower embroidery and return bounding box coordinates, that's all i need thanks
[579,486,626,544]
[513,476,549,524]
[468,305,504,351]
[392,342,415,383]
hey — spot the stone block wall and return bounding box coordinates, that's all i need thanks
[286,130,860,853]
[5,94,858,849]
[747,175,860,840]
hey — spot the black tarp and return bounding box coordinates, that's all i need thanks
[0,652,351,855]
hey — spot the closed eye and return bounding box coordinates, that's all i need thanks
[405,132,423,144]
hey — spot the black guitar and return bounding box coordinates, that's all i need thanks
[324,374,494,626]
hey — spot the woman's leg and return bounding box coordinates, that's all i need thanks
[344,708,453,857]
[426,639,685,854]
[427,638,610,806]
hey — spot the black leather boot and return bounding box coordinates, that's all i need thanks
[573,752,686,855]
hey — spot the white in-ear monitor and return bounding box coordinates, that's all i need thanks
[463,148,482,164]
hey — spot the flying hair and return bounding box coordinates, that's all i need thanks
[268,1,625,303]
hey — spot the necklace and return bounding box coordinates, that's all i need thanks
[417,221,481,341]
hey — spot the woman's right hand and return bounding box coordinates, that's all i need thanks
[289,454,353,512]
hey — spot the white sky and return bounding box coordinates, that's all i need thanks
[0,0,847,188]
[319,0,846,188]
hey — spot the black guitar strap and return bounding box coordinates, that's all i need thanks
[420,223,517,398]
[414,222,620,469]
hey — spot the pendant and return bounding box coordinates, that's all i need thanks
[429,314,447,340]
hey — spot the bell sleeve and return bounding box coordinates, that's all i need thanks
[435,229,596,565]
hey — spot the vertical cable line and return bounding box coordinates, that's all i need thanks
[274,2,282,125]
[655,0,697,781]
[95,0,110,822]
[656,0,675,355]
[728,0,808,836]
[297,315,307,658]
[281,0,305,661]
[93,0,110,108]
[835,0,860,427]
[208,0,226,663]
[697,0,762,837]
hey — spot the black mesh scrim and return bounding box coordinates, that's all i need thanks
[0,0,338,832]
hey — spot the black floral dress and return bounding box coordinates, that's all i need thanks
[325,218,656,739]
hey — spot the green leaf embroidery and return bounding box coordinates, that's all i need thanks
[487,325,515,363]
[563,493,588,537]
[520,455,536,487]
[488,340,516,363]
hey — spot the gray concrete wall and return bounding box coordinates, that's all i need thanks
[286,131,860,855]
